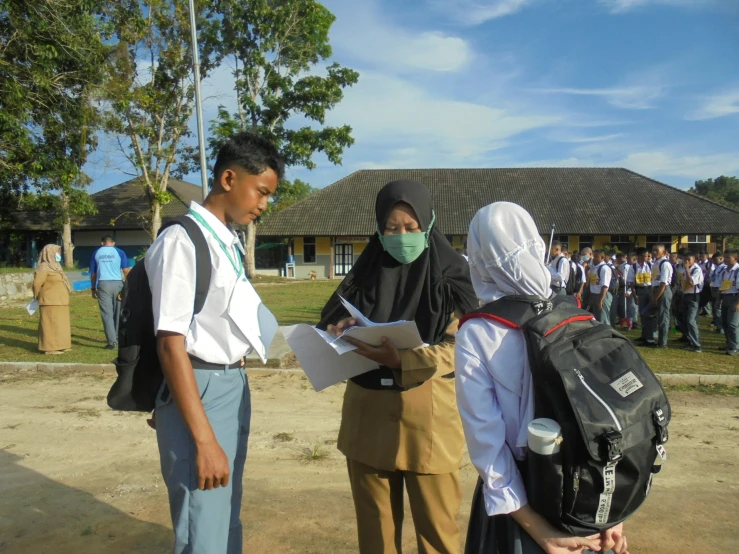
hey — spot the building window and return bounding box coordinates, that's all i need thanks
[578,236,594,250]
[686,235,707,243]
[552,234,569,252]
[608,235,634,254]
[334,244,353,276]
[645,235,673,253]
[304,236,316,264]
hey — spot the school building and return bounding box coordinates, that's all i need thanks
[4,177,201,267]
[257,168,739,280]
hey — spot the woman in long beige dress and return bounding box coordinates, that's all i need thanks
[33,245,72,354]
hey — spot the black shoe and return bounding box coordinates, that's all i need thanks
[677,336,690,343]
[104,344,117,350]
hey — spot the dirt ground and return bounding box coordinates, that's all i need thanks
[0,371,737,554]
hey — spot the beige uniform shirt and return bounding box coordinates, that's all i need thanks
[337,314,464,475]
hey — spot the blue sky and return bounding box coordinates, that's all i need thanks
[87,0,739,193]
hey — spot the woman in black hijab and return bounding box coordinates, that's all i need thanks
[319,179,476,554]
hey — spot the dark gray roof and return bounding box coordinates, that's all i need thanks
[257,168,739,236]
[76,177,202,230]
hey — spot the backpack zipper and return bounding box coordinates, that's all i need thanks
[573,368,622,431]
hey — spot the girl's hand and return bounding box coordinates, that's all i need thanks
[326,318,356,337]
[540,531,602,554]
[343,336,401,369]
[601,523,629,554]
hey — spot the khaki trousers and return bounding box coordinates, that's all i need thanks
[346,458,462,554]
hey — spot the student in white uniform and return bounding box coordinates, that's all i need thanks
[645,245,674,348]
[146,132,283,554]
[547,240,570,295]
[588,249,612,326]
[632,248,652,340]
[455,202,627,554]
[680,253,704,353]
[719,249,739,356]
[710,253,726,334]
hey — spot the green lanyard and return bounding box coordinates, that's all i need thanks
[188,209,244,278]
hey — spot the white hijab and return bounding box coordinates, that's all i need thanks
[467,202,552,304]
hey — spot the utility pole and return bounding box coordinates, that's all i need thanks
[187,0,209,201]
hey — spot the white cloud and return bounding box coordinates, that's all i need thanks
[328,1,472,72]
[534,85,666,109]
[550,133,626,143]
[615,151,739,178]
[326,72,561,167]
[428,0,536,25]
[599,0,726,13]
[686,89,739,120]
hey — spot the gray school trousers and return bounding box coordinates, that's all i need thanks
[156,366,251,554]
[590,292,613,326]
[644,287,673,346]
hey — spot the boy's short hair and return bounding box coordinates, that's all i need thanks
[594,249,606,256]
[551,240,562,249]
[685,252,696,259]
[606,249,616,257]
[716,250,723,256]
[213,132,285,184]
[101,235,114,243]
[636,247,647,256]
[616,252,626,259]
[653,243,666,252]
[725,249,739,257]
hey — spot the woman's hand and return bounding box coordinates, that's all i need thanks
[326,318,356,337]
[343,336,401,369]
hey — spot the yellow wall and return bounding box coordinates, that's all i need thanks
[637,236,646,248]
[671,236,679,252]
[593,236,610,249]
[317,237,331,255]
[354,242,366,255]
[568,236,579,253]
[293,237,303,255]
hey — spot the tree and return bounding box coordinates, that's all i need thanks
[208,0,359,278]
[690,176,739,251]
[103,0,221,239]
[0,0,109,266]
[269,178,316,214]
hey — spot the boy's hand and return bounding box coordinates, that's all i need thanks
[343,336,401,369]
[196,438,230,490]
[601,523,629,554]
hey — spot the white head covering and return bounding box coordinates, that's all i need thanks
[467,202,552,304]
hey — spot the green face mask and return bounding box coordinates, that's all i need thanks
[378,211,435,264]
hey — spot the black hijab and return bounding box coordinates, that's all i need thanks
[318,180,477,345]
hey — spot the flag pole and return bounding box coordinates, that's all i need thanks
[188,0,209,201]
[546,223,556,264]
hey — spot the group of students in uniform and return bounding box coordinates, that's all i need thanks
[145,131,632,554]
[546,243,739,356]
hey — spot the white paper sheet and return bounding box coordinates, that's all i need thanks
[283,296,426,391]
[26,299,39,316]
[282,324,379,391]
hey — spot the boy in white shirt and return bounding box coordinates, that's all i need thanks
[547,240,570,295]
[719,249,739,355]
[710,253,726,334]
[680,253,704,353]
[146,132,284,554]
[646,244,674,348]
[589,249,612,326]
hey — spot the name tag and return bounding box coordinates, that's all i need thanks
[682,277,694,292]
[651,267,661,281]
[636,273,650,285]
[589,273,598,285]
[381,379,394,387]
[720,279,733,292]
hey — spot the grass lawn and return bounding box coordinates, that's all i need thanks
[1,280,737,375]
[0,280,338,364]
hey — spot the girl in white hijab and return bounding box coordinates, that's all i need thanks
[455,203,628,554]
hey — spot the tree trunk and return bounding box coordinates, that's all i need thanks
[60,192,74,268]
[151,200,162,242]
[245,221,256,279]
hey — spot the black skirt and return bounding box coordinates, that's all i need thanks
[464,478,612,554]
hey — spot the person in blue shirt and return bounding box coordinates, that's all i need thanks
[90,235,130,349]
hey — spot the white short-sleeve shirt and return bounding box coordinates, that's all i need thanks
[590,261,611,294]
[145,202,253,365]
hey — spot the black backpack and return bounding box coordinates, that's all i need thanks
[564,259,577,296]
[107,216,211,412]
[599,264,620,295]
[459,295,670,536]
